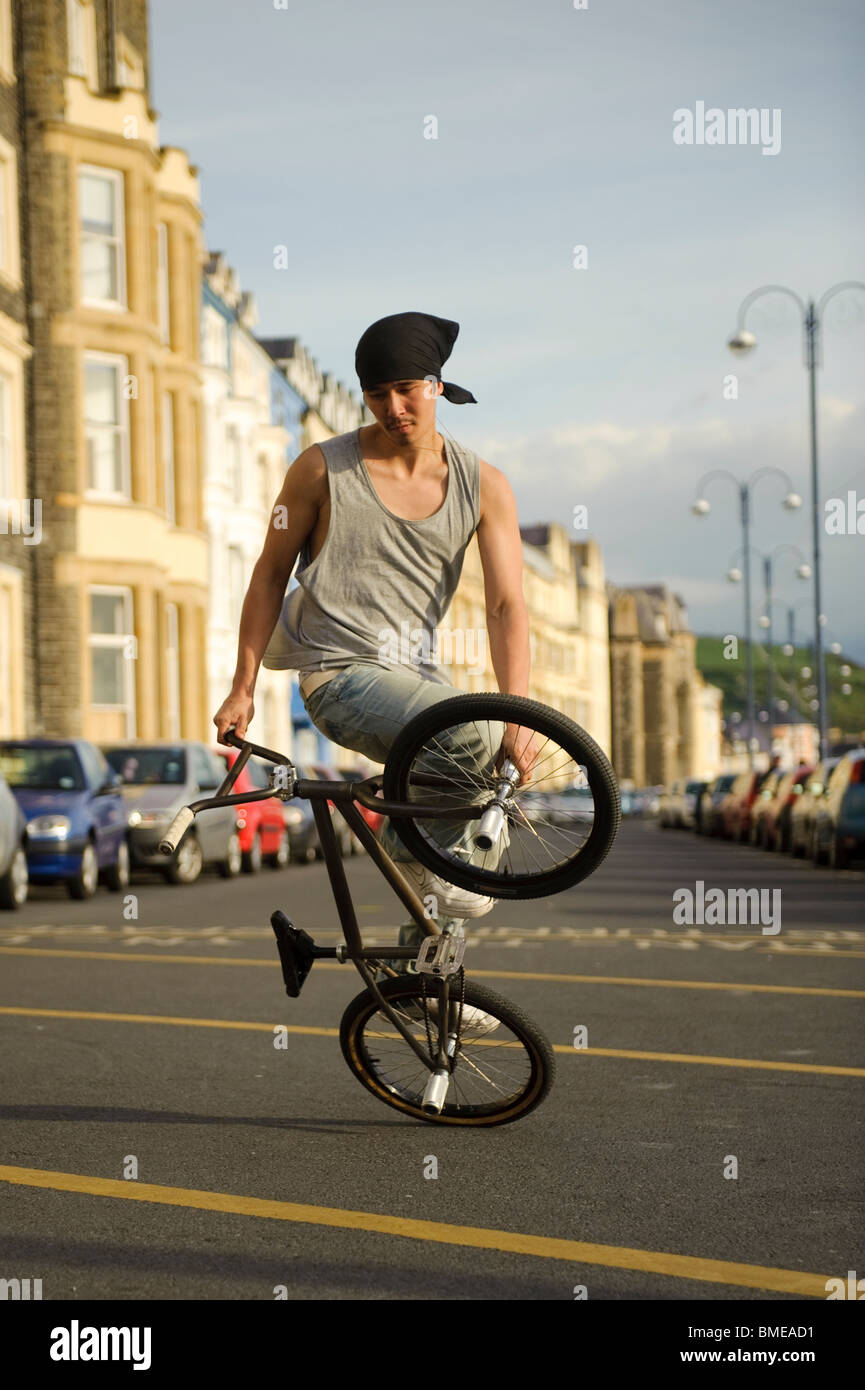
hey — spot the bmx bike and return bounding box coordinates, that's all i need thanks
[159,693,620,1127]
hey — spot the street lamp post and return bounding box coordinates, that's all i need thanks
[692,469,802,769]
[753,546,811,739]
[727,280,865,761]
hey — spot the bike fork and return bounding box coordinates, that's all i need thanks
[419,921,466,1115]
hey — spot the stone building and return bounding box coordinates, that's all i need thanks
[609,584,722,785]
[0,0,31,737]
[17,0,208,741]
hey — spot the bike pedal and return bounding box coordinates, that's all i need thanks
[270,910,316,997]
[415,933,466,976]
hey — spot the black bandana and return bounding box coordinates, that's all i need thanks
[355,311,477,403]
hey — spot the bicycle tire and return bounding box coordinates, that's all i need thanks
[382,693,620,899]
[340,975,555,1126]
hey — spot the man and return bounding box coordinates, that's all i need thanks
[213,311,536,988]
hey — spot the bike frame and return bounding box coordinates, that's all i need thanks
[191,730,485,1072]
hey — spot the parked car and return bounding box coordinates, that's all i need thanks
[0,765,29,909]
[213,749,289,871]
[789,758,840,857]
[281,795,319,864]
[634,786,664,818]
[306,763,356,856]
[101,742,241,884]
[657,782,679,828]
[756,765,813,852]
[749,771,783,846]
[697,774,736,837]
[719,769,773,843]
[538,785,595,825]
[811,750,865,868]
[682,779,709,830]
[336,766,386,849]
[0,738,129,899]
[659,779,706,829]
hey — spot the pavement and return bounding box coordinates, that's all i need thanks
[1,818,863,1301]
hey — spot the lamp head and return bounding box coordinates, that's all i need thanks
[728,329,757,355]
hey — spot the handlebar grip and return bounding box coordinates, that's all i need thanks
[158,806,194,855]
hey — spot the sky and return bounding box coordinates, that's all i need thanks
[150,0,865,663]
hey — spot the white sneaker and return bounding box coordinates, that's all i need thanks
[399,860,494,918]
[399,998,500,1038]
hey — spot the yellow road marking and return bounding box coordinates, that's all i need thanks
[1,1005,863,1075]
[1,946,862,998]
[0,1163,833,1296]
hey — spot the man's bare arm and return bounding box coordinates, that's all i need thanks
[476,460,530,698]
[213,446,326,740]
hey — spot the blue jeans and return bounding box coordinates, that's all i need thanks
[299,663,508,970]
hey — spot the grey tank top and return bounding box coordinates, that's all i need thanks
[261,426,481,684]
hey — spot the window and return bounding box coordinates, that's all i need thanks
[67,0,87,77]
[0,372,11,500]
[84,355,130,497]
[79,166,125,307]
[88,587,136,736]
[157,223,170,343]
[78,740,109,790]
[190,745,217,790]
[163,391,175,522]
[164,602,180,739]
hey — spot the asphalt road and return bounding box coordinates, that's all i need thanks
[1,819,863,1301]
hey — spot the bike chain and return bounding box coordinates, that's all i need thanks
[419,968,466,1071]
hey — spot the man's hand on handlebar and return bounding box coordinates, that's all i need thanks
[213,689,255,745]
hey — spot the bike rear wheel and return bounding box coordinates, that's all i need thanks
[340,975,555,1126]
[383,693,620,899]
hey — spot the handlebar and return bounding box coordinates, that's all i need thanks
[157,724,508,858]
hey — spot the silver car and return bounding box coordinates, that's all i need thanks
[101,742,242,885]
[538,785,595,826]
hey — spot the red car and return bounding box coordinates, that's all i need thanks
[214,748,289,871]
[720,769,773,842]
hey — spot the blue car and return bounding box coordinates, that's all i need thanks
[0,739,130,899]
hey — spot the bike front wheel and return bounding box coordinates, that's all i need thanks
[340,975,555,1126]
[383,693,620,899]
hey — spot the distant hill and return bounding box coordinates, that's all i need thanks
[695,636,865,735]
